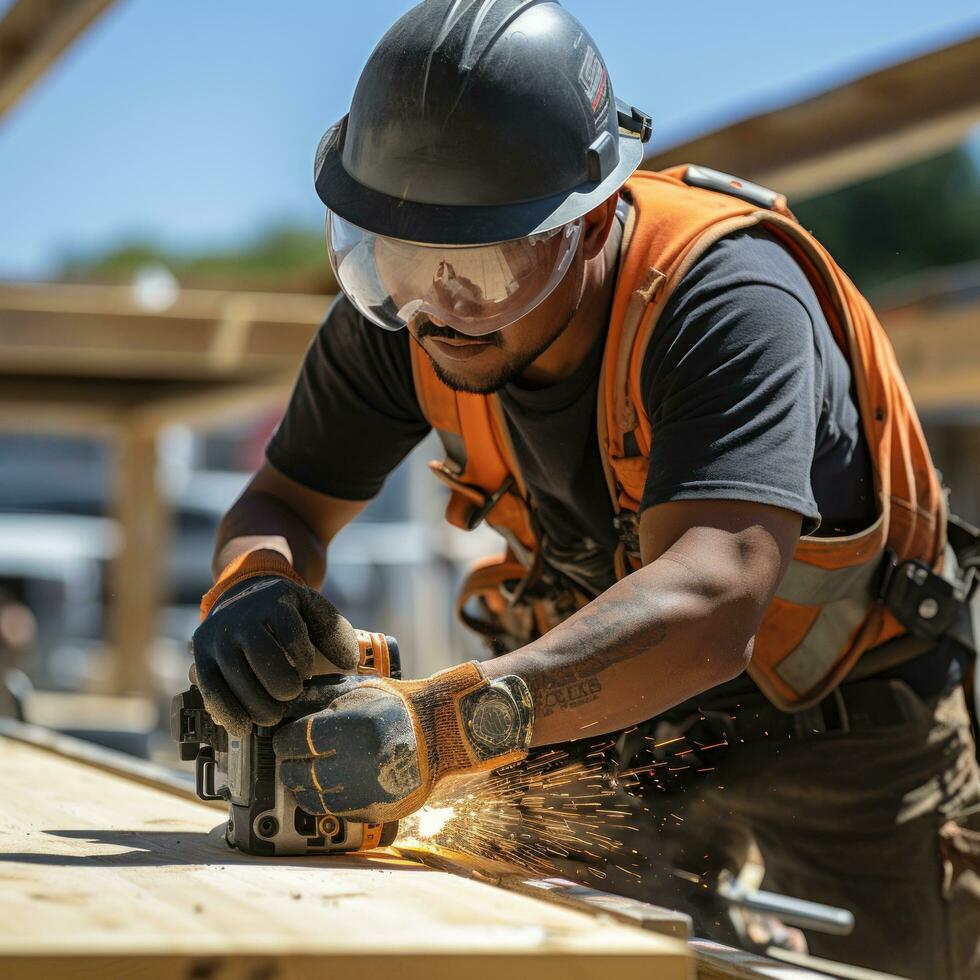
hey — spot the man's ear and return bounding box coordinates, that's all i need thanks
[581,193,619,261]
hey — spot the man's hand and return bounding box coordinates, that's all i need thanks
[193,560,360,738]
[273,663,533,824]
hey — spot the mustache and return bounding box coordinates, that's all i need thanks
[413,316,502,347]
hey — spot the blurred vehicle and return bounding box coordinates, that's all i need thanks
[0,430,471,710]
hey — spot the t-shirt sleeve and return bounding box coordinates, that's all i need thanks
[266,295,430,500]
[640,229,822,531]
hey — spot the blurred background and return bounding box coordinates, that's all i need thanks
[0,0,977,762]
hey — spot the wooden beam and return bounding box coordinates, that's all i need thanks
[880,293,980,414]
[0,732,690,978]
[0,0,117,122]
[126,372,294,435]
[0,375,293,436]
[103,426,167,696]
[642,33,980,199]
[0,721,836,979]
[0,378,131,434]
[888,312,980,410]
[0,282,326,381]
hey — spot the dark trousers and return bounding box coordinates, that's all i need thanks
[533,682,980,979]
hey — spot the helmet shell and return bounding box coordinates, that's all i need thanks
[315,0,650,244]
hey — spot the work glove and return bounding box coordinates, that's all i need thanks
[192,549,360,738]
[273,662,534,824]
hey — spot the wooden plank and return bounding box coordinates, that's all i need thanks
[0,376,293,436]
[881,300,980,412]
[24,692,157,732]
[0,0,117,122]
[0,718,209,805]
[642,34,980,199]
[0,723,827,979]
[0,282,324,381]
[0,736,690,979]
[397,843,693,940]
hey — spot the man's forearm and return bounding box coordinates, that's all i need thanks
[481,553,759,746]
[213,490,326,585]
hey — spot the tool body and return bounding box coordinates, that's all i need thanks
[172,629,401,856]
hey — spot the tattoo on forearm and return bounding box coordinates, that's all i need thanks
[538,676,603,716]
[528,581,668,718]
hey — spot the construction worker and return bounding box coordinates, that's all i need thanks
[191,2,980,976]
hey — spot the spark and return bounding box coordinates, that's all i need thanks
[396,729,729,884]
[415,806,456,838]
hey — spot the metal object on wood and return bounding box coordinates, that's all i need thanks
[395,842,693,940]
[643,33,980,199]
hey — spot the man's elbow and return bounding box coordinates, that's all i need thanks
[703,585,764,684]
[717,633,755,683]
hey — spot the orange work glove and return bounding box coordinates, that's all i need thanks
[273,661,534,824]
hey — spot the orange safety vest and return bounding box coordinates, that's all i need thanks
[409,166,946,711]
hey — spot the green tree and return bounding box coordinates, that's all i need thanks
[793,147,980,296]
[58,224,330,293]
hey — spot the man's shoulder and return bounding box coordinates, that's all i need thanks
[637,226,821,356]
[676,225,816,299]
[635,225,824,411]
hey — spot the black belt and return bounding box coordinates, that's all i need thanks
[687,676,936,746]
[615,672,945,787]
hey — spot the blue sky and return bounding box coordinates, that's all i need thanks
[1,0,977,279]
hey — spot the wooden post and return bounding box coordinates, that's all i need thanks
[104,425,168,696]
[923,422,980,528]
[948,426,980,527]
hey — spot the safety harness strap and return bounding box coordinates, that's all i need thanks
[597,167,959,707]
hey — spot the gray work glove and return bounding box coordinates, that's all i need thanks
[193,571,359,738]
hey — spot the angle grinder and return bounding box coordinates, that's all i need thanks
[172,629,401,856]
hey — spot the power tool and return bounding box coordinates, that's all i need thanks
[172,629,401,856]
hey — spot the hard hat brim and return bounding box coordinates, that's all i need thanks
[314,117,646,246]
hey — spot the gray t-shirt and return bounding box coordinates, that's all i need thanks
[495,227,875,595]
[270,226,875,587]
[268,227,963,698]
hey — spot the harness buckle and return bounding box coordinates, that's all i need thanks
[464,475,515,531]
[876,549,970,641]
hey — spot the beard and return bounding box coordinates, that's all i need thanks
[412,309,578,395]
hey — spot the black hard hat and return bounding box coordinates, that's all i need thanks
[314,0,652,246]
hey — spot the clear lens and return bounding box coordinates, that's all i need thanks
[326,214,583,337]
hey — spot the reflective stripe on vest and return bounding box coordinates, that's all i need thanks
[773,551,883,695]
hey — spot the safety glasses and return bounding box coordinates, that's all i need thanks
[327,213,583,337]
